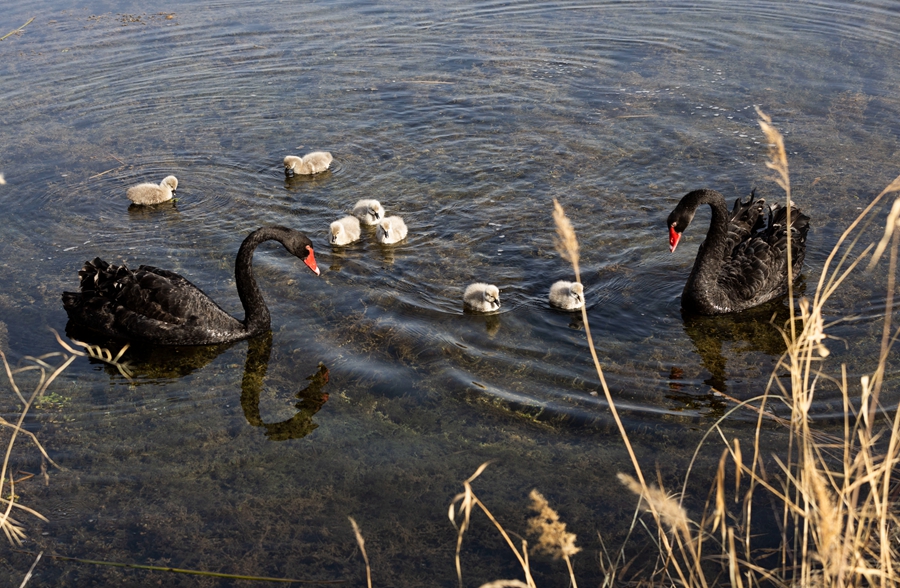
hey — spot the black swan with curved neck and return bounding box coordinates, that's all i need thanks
[62,226,320,345]
[667,189,810,315]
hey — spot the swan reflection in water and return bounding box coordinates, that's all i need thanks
[239,332,330,441]
[666,297,797,415]
[283,169,333,191]
[66,324,329,441]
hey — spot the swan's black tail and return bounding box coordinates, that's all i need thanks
[63,257,129,315]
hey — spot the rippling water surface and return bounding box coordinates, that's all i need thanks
[2,0,900,584]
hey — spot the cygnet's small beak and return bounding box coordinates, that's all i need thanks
[285,168,295,178]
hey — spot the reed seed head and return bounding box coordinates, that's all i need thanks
[756,107,790,194]
[617,473,689,535]
[527,489,581,560]
[552,199,580,273]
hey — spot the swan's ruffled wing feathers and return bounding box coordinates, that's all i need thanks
[765,203,810,263]
[724,192,766,259]
[718,202,810,305]
[720,238,785,301]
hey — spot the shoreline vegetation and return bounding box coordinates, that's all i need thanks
[4,111,900,586]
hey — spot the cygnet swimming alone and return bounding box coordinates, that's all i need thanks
[376,216,408,245]
[549,280,584,310]
[464,283,501,313]
[126,175,178,205]
[352,199,385,226]
[283,152,333,177]
[330,216,362,246]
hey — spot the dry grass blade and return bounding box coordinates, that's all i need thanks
[713,450,727,539]
[868,194,900,270]
[0,348,69,545]
[449,463,536,588]
[348,517,372,588]
[15,549,344,583]
[0,17,35,42]
[0,401,61,470]
[18,550,42,588]
[756,107,800,344]
[552,199,697,588]
[0,331,118,545]
[54,331,133,380]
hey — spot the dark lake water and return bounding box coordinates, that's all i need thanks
[2,0,900,584]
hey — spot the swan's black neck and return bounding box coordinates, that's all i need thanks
[235,227,292,335]
[681,188,730,261]
[674,189,731,310]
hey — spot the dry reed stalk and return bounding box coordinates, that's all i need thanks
[17,549,339,583]
[757,108,798,344]
[736,112,900,585]
[54,331,133,380]
[0,348,70,545]
[348,517,372,588]
[0,17,34,42]
[0,332,132,546]
[554,199,702,588]
[449,462,536,588]
[637,112,900,588]
[17,550,42,588]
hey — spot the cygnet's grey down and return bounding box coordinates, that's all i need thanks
[549,280,584,310]
[463,283,501,312]
[352,199,385,226]
[376,216,408,245]
[126,175,178,205]
[283,152,333,177]
[330,216,362,246]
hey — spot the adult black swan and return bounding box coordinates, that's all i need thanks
[62,226,320,345]
[667,189,810,315]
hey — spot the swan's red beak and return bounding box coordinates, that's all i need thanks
[669,226,681,252]
[304,246,320,276]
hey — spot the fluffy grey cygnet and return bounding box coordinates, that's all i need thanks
[352,199,385,226]
[126,176,178,205]
[549,280,584,310]
[330,216,361,246]
[464,283,500,312]
[283,152,333,176]
[376,216,408,245]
